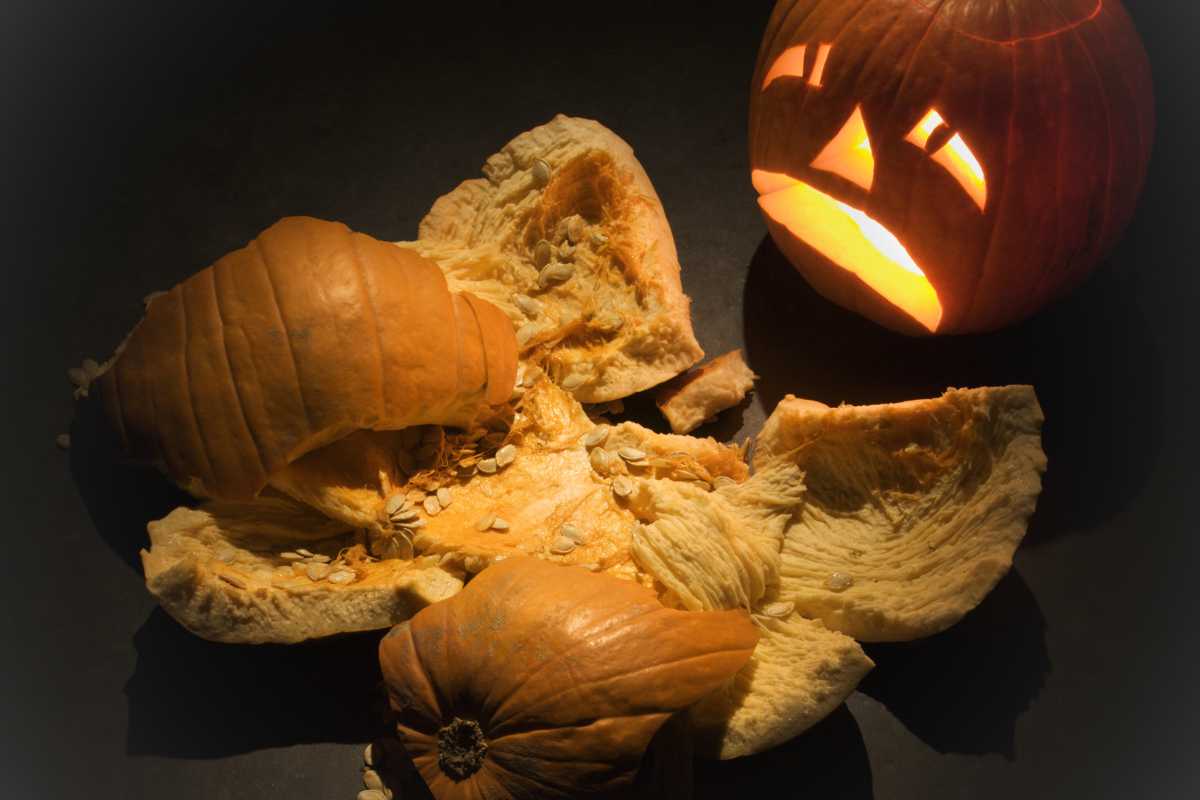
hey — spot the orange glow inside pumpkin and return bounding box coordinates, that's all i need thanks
[809,43,832,87]
[906,110,988,211]
[753,169,943,332]
[762,45,807,90]
[811,105,875,191]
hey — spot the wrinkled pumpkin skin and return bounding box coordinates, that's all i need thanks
[379,557,758,799]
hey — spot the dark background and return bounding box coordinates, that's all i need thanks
[2,1,1197,797]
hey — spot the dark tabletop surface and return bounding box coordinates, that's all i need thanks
[2,1,1198,797]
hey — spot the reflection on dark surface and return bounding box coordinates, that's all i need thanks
[68,394,192,572]
[693,705,872,798]
[858,570,1049,758]
[125,609,386,757]
[743,235,1166,543]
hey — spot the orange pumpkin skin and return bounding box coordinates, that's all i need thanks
[378,557,758,799]
[98,217,517,500]
[750,0,1154,335]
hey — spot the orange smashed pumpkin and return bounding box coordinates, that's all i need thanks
[378,557,758,798]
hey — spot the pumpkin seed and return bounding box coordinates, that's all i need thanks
[560,524,585,543]
[591,231,609,247]
[67,367,89,387]
[437,487,452,507]
[515,322,541,348]
[463,555,487,573]
[402,518,426,530]
[306,563,331,581]
[589,447,611,473]
[565,214,586,244]
[550,536,576,555]
[328,570,355,585]
[826,572,854,592]
[612,476,634,498]
[297,548,314,557]
[532,158,551,186]
[291,562,309,576]
[490,517,510,531]
[219,573,247,589]
[358,790,387,800]
[391,508,419,523]
[384,494,407,516]
[55,433,71,450]
[280,552,302,561]
[533,239,553,268]
[538,262,575,288]
[309,554,331,564]
[477,458,498,474]
[513,293,542,317]
[760,601,795,618]
[363,769,384,791]
[495,444,517,467]
[561,374,586,391]
[475,514,495,531]
[559,242,576,260]
[423,495,441,515]
[617,447,647,462]
[583,426,610,448]
[363,743,375,766]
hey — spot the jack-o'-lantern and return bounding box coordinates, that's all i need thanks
[750,0,1154,335]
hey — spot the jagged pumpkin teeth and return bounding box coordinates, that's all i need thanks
[531,158,551,186]
[436,488,452,508]
[476,458,498,475]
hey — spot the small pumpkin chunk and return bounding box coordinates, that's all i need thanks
[656,349,758,434]
[379,557,758,799]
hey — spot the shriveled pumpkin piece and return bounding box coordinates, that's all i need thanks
[397,115,704,402]
[378,557,758,799]
[754,386,1047,641]
[656,349,758,434]
[141,496,462,644]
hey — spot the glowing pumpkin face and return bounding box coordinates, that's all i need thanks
[750,0,1154,335]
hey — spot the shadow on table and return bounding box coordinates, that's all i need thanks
[858,569,1049,759]
[68,395,192,573]
[742,235,1166,545]
[125,608,388,757]
[693,704,872,798]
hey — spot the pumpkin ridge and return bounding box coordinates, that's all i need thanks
[251,235,313,438]
[206,263,267,476]
[176,284,217,491]
[348,231,389,424]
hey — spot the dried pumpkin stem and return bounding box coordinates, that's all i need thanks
[436,717,488,781]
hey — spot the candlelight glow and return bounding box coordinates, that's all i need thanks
[811,105,875,191]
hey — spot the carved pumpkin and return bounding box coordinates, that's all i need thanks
[750,0,1154,335]
[378,556,758,798]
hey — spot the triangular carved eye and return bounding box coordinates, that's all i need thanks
[810,105,875,191]
[906,109,988,211]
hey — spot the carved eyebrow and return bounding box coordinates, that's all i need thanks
[762,45,807,90]
[906,110,988,212]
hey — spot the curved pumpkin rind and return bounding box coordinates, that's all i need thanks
[379,557,758,799]
[750,0,1154,334]
[97,217,517,500]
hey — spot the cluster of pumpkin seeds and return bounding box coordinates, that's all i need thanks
[356,743,392,800]
[277,546,357,585]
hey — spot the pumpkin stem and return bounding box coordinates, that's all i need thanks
[437,717,488,780]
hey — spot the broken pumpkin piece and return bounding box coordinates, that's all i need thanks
[141,495,462,644]
[378,557,758,800]
[656,349,758,434]
[754,385,1047,641]
[397,115,704,403]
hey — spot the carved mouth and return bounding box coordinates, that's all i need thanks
[753,169,943,332]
